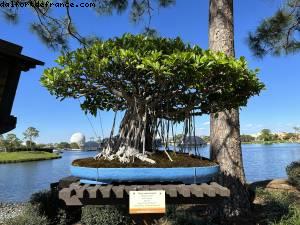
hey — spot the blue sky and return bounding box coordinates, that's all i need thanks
[1,0,299,143]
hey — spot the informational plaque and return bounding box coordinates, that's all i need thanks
[129,190,166,214]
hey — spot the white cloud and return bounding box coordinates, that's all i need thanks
[203,121,210,126]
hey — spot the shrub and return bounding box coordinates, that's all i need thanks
[81,205,132,225]
[255,188,299,224]
[164,205,217,225]
[4,204,49,225]
[286,161,300,189]
[256,188,295,212]
[29,190,70,225]
[3,190,78,225]
[272,205,300,225]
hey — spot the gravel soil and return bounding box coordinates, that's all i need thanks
[0,202,26,224]
[73,151,217,168]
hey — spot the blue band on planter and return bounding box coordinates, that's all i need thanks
[71,165,220,184]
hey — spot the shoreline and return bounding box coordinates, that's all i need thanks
[242,141,300,144]
[0,155,61,164]
[0,151,61,164]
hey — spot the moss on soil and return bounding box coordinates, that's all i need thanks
[72,151,217,168]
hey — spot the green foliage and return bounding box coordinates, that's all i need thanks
[255,188,298,224]
[248,0,300,57]
[56,142,71,149]
[0,134,7,151]
[258,129,274,141]
[41,34,264,122]
[286,161,300,189]
[29,190,70,225]
[130,0,175,23]
[257,188,300,225]
[36,143,47,148]
[25,140,36,149]
[173,134,183,143]
[240,134,255,142]
[23,127,39,150]
[282,133,297,141]
[1,0,175,50]
[80,205,132,225]
[4,204,49,225]
[3,133,22,151]
[4,190,70,225]
[0,151,60,163]
[23,127,39,140]
[201,135,210,143]
[272,205,300,225]
[70,142,80,149]
[164,205,217,225]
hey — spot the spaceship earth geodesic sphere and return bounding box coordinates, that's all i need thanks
[70,132,86,148]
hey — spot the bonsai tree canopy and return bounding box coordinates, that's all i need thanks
[41,34,264,163]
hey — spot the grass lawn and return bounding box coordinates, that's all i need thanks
[0,151,61,163]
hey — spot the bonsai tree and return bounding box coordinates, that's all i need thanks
[41,34,264,163]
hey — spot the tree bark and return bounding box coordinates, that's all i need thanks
[209,0,250,217]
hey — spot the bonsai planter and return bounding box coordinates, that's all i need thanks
[70,165,220,184]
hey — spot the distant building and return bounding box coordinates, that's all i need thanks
[84,141,100,151]
[277,132,288,140]
[179,136,207,147]
[70,133,86,149]
[69,133,101,150]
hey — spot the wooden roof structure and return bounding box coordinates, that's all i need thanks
[0,39,44,134]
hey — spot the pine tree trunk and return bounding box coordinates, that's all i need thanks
[209,0,250,217]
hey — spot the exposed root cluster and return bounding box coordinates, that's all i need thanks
[94,145,156,164]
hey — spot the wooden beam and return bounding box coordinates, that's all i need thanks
[0,39,44,135]
[55,179,230,206]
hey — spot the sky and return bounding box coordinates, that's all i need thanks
[1,0,299,143]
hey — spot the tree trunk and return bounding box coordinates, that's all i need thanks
[95,106,156,164]
[209,0,250,217]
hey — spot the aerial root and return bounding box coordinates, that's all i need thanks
[93,145,156,164]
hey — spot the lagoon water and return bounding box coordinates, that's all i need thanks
[0,143,300,202]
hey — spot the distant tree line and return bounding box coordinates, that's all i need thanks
[0,127,40,152]
[0,127,41,151]
[1,126,298,152]
[241,127,300,143]
[0,125,87,152]
[56,142,79,149]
